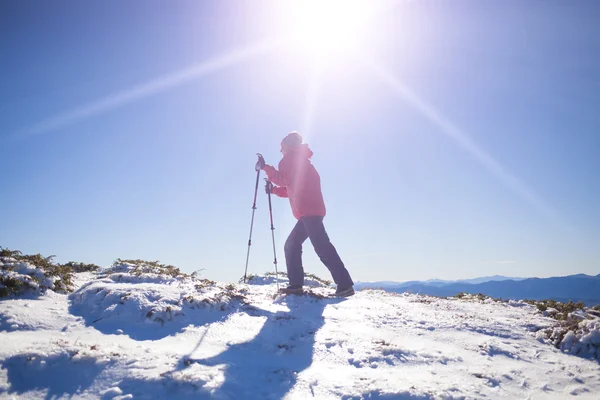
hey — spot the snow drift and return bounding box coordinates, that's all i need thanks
[1,258,599,399]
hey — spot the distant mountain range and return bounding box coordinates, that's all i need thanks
[356,274,600,306]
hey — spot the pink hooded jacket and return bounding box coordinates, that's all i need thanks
[263,144,326,220]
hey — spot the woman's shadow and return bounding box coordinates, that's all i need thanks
[181,294,344,400]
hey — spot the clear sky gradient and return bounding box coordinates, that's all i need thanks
[1,0,599,283]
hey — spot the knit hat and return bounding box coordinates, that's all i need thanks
[281,131,303,149]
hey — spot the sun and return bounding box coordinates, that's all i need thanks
[284,0,377,62]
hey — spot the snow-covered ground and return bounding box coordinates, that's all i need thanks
[1,261,599,399]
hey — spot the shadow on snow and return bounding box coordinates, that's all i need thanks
[174,295,343,400]
[0,352,111,400]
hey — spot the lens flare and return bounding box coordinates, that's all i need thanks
[11,38,282,140]
[366,59,569,229]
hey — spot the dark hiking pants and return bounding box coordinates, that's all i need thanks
[284,216,354,289]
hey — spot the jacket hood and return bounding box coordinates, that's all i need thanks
[285,143,313,159]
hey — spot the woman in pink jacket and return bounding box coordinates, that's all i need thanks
[262,132,354,297]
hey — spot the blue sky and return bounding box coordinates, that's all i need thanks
[1,0,598,283]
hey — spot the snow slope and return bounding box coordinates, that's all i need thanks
[1,265,599,399]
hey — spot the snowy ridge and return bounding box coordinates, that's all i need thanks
[70,262,253,340]
[0,264,599,399]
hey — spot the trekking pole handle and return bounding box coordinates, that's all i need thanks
[255,153,265,171]
[265,179,273,195]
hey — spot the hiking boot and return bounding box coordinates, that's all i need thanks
[335,286,355,297]
[278,286,304,295]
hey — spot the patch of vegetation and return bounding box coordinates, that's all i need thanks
[0,248,57,269]
[408,295,438,304]
[262,271,331,286]
[1,247,107,297]
[112,258,188,279]
[0,248,24,258]
[195,279,217,291]
[240,271,282,283]
[0,276,27,297]
[542,318,584,351]
[304,272,332,286]
[239,274,257,283]
[301,289,328,299]
[62,261,100,273]
[44,263,74,292]
[531,299,586,320]
[524,298,600,355]
[222,283,248,304]
[264,271,287,277]
[184,283,249,310]
[450,292,505,304]
[190,269,205,278]
[1,246,75,296]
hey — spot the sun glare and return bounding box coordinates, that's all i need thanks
[286,0,375,62]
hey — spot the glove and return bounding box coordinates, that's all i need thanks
[264,180,273,195]
[255,153,266,171]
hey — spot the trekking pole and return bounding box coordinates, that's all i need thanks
[243,154,265,283]
[265,179,280,292]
